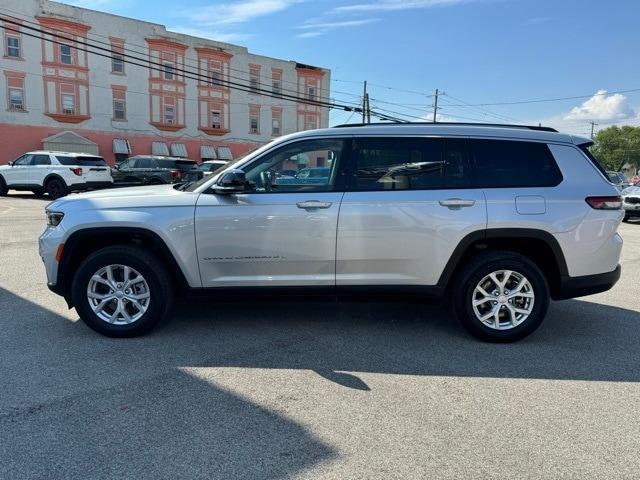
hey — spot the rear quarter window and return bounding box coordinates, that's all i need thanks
[468,139,562,188]
[56,156,107,167]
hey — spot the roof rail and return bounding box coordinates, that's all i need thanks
[332,122,558,133]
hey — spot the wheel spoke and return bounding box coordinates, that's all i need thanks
[91,275,111,288]
[88,291,110,300]
[128,291,150,300]
[473,296,493,307]
[506,305,517,326]
[106,266,116,286]
[493,308,501,328]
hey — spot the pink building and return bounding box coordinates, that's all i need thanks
[0,0,331,165]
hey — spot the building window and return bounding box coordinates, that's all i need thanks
[272,68,282,97]
[113,99,125,120]
[249,104,260,134]
[163,62,175,80]
[249,64,260,93]
[271,108,282,136]
[272,118,281,136]
[62,94,75,114]
[164,104,175,124]
[8,87,24,111]
[112,53,124,74]
[6,35,20,58]
[211,110,221,129]
[60,44,73,65]
[307,85,317,101]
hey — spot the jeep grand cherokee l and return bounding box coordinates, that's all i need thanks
[39,124,623,342]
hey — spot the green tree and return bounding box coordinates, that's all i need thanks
[592,125,640,173]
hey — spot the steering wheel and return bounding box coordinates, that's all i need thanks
[260,171,273,192]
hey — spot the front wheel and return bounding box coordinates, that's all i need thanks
[452,251,549,343]
[71,245,173,337]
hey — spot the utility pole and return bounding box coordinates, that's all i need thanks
[362,81,367,124]
[590,121,598,139]
[432,88,439,123]
[365,93,371,124]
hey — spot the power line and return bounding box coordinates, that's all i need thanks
[443,89,640,107]
[0,5,365,106]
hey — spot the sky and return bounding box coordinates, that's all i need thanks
[59,0,640,136]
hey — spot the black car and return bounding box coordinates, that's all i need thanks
[112,156,203,186]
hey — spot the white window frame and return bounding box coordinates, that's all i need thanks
[60,44,73,65]
[6,35,20,58]
[61,94,75,114]
[211,110,221,129]
[250,116,259,134]
[163,62,175,81]
[164,104,175,124]
[113,98,126,120]
[112,52,125,74]
[8,87,24,111]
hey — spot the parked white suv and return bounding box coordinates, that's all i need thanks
[39,124,623,342]
[0,151,113,199]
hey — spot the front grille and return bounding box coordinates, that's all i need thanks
[625,197,640,205]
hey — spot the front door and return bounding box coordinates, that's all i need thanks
[4,154,33,185]
[195,138,347,287]
[337,136,487,286]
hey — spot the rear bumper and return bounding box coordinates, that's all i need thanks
[69,181,114,192]
[553,264,621,300]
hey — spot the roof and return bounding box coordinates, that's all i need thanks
[25,150,101,157]
[281,123,585,145]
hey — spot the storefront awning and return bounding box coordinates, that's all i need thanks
[151,142,169,156]
[217,146,233,160]
[170,143,188,158]
[112,138,131,154]
[200,145,217,159]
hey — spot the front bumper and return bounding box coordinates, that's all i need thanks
[553,264,621,300]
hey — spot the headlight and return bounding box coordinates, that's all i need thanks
[46,211,64,227]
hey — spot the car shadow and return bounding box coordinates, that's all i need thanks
[2,287,640,477]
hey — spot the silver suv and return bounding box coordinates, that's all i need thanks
[39,124,623,342]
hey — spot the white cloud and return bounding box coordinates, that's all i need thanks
[186,0,302,25]
[564,89,634,122]
[296,18,379,38]
[168,26,253,43]
[530,91,638,135]
[334,0,472,13]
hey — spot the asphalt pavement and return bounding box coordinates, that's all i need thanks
[1,192,639,479]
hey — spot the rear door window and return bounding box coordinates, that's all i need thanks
[32,155,51,166]
[350,137,469,191]
[56,156,107,167]
[467,139,562,188]
[133,158,156,169]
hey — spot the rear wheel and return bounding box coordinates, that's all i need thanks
[71,245,173,337]
[45,177,67,199]
[452,251,549,342]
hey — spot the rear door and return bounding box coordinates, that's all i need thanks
[336,136,487,286]
[30,154,53,186]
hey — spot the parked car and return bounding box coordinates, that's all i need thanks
[607,170,632,191]
[198,160,230,176]
[0,151,112,199]
[621,186,640,222]
[40,123,623,342]
[112,156,203,186]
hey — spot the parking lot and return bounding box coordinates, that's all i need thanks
[1,192,639,479]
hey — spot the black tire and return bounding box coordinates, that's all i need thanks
[0,176,7,196]
[451,250,550,343]
[71,245,173,337]
[32,187,45,198]
[45,177,67,199]
[622,215,630,223]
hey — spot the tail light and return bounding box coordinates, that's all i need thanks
[70,167,83,176]
[585,196,622,210]
[170,169,180,179]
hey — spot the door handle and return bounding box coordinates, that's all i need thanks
[439,198,475,208]
[296,200,333,209]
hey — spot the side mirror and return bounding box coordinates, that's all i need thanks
[213,169,248,194]
[8,161,13,167]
